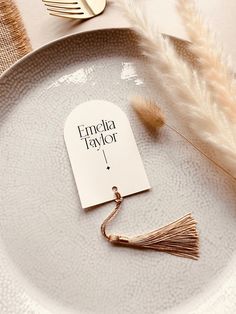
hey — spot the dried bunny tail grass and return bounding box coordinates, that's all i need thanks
[177,0,236,121]
[130,95,165,132]
[117,0,236,178]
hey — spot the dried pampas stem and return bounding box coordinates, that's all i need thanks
[117,0,236,178]
[101,187,199,260]
[177,0,236,121]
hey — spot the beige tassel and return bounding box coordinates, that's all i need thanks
[101,187,199,260]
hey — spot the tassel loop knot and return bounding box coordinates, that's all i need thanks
[109,235,130,244]
[113,186,122,204]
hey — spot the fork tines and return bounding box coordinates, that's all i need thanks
[42,0,94,19]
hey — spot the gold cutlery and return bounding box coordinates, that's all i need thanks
[42,0,106,19]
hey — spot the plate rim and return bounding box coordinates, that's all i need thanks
[0,27,190,81]
[0,28,134,80]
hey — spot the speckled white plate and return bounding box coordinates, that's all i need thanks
[1,29,236,314]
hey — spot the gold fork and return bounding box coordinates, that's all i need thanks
[42,0,106,19]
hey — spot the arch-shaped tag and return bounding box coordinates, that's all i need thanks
[64,100,150,208]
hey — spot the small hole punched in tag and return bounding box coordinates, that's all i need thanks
[64,99,199,260]
[64,100,150,208]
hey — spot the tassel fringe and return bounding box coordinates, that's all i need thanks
[101,187,199,260]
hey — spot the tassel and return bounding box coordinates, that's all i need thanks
[101,187,199,260]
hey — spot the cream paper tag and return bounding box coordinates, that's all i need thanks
[64,100,150,208]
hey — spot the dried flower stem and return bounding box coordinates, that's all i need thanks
[117,0,236,178]
[177,0,236,121]
[131,95,235,180]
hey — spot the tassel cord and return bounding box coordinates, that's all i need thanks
[101,187,123,241]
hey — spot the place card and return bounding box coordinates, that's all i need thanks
[64,100,150,208]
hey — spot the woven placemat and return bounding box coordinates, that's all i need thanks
[0,0,31,74]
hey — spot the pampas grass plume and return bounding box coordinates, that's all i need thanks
[177,0,236,121]
[119,0,236,178]
[131,95,165,132]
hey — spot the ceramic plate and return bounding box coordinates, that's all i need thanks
[1,29,236,314]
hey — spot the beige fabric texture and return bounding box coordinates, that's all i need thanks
[0,0,31,74]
